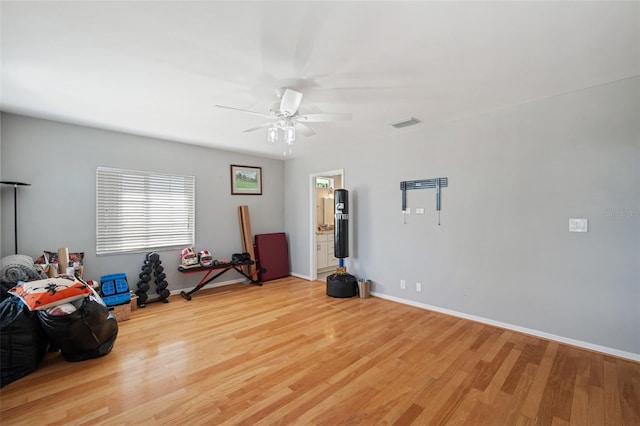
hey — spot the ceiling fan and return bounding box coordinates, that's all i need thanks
[215,88,352,155]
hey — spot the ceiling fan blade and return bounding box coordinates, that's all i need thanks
[216,105,271,119]
[279,89,303,116]
[296,112,352,123]
[242,122,272,133]
[295,122,316,137]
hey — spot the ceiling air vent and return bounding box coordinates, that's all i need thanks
[389,117,421,129]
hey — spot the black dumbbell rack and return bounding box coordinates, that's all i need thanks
[136,252,170,307]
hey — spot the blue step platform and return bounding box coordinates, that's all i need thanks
[100,273,131,306]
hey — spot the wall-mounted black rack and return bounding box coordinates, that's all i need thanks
[400,177,448,225]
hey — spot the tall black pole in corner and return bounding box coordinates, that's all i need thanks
[1,181,31,254]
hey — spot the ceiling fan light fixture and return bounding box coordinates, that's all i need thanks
[216,87,352,157]
[285,126,296,145]
[390,117,421,129]
[267,126,278,143]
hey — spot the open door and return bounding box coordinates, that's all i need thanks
[309,169,344,281]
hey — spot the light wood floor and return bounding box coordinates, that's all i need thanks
[1,276,638,425]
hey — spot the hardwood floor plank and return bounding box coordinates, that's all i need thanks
[463,399,494,425]
[391,402,424,426]
[482,328,514,362]
[587,384,606,426]
[569,373,590,426]
[551,416,571,426]
[411,369,469,424]
[616,359,640,425]
[472,341,515,392]
[603,359,623,425]
[0,277,637,425]
[292,363,387,424]
[442,388,482,425]
[502,362,538,425]
[459,327,502,374]
[588,352,605,387]
[521,340,560,420]
[538,345,579,424]
[501,339,548,395]
[478,346,522,405]
[357,382,415,423]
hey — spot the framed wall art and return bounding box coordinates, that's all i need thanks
[230,165,262,195]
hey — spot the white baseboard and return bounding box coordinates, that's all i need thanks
[290,272,312,281]
[370,291,640,363]
[169,278,250,297]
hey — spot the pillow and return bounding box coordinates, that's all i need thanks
[34,251,85,266]
[45,302,78,316]
[68,252,85,266]
[8,277,92,311]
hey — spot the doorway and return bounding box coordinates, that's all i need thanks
[309,169,344,281]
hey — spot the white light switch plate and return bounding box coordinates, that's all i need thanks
[569,218,588,232]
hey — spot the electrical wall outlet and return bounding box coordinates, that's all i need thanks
[569,218,588,232]
[400,279,406,290]
[416,282,422,292]
[416,208,425,214]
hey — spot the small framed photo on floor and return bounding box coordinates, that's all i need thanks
[230,165,262,195]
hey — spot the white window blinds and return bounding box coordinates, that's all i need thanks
[96,167,195,255]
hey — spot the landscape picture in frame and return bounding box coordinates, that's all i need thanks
[231,165,262,195]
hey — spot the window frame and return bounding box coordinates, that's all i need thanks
[96,166,195,256]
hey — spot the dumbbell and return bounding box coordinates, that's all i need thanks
[141,265,152,274]
[154,265,164,273]
[156,280,168,291]
[135,290,148,304]
[137,281,150,292]
[154,272,166,282]
[158,289,170,299]
[139,272,151,282]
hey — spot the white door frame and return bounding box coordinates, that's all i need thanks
[309,169,344,281]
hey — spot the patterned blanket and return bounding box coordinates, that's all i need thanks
[0,255,47,284]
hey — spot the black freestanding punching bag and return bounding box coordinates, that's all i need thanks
[326,189,357,298]
[334,189,349,258]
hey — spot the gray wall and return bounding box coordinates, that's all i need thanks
[2,77,638,356]
[0,113,285,294]
[285,77,640,355]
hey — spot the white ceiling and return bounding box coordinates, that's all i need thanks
[1,1,638,160]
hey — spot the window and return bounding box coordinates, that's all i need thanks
[316,177,334,189]
[96,167,195,255]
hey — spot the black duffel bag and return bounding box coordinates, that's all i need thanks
[1,297,48,387]
[38,294,118,362]
[231,253,251,264]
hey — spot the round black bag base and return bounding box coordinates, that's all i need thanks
[326,273,357,298]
